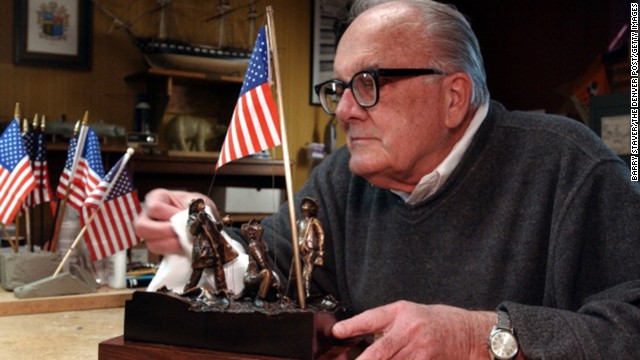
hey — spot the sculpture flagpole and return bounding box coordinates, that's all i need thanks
[266,6,306,309]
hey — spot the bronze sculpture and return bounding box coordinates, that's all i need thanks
[237,220,281,307]
[184,199,239,306]
[296,197,325,300]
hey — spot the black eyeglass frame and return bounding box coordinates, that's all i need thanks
[314,68,446,114]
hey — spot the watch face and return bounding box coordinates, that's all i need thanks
[490,331,518,359]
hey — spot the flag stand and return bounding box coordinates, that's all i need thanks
[53,148,135,277]
[10,148,136,298]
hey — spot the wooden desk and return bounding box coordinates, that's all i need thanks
[0,307,125,360]
[0,286,133,359]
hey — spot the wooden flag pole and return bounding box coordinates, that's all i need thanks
[14,214,21,252]
[22,115,38,252]
[49,112,89,252]
[38,115,47,251]
[53,148,135,277]
[266,6,306,309]
[0,223,13,242]
[0,223,17,252]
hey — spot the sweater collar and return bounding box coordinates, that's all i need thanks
[392,102,489,204]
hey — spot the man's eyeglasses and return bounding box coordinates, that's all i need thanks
[313,68,445,115]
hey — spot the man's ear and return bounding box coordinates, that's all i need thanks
[443,72,473,129]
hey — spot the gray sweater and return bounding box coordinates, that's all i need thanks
[253,102,640,359]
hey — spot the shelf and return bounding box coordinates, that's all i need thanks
[129,154,287,196]
[46,145,288,196]
[124,68,243,86]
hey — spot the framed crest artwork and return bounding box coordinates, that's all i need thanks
[13,0,92,69]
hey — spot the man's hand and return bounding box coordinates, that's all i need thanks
[332,301,494,359]
[134,189,218,254]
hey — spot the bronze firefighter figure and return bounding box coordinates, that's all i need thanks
[184,198,239,305]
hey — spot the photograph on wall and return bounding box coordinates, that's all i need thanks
[310,0,351,105]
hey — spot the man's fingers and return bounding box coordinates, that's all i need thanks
[145,200,183,221]
[333,306,393,339]
[354,333,404,360]
[134,216,181,254]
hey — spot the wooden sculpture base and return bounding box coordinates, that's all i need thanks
[121,291,363,360]
[99,335,366,360]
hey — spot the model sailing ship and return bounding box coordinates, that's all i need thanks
[93,0,262,76]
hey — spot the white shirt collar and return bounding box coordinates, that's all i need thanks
[392,102,489,204]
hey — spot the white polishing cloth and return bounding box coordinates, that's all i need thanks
[146,207,248,294]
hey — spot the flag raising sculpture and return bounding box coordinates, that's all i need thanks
[216,26,281,169]
[0,119,36,225]
[81,153,141,261]
[214,10,307,307]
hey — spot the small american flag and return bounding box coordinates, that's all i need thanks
[216,26,281,169]
[23,129,52,208]
[56,127,105,211]
[0,120,36,225]
[81,155,141,261]
[55,136,77,200]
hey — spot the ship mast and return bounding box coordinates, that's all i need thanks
[157,0,171,40]
[217,0,231,48]
[247,2,257,49]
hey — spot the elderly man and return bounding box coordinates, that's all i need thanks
[135,0,640,358]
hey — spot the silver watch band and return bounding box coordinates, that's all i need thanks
[496,310,512,330]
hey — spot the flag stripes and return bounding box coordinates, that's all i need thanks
[56,128,104,212]
[23,132,53,208]
[0,120,35,225]
[81,157,141,261]
[0,157,35,224]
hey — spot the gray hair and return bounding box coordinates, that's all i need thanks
[347,0,490,107]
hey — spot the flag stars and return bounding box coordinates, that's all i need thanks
[0,120,29,170]
[82,129,105,178]
[239,27,271,95]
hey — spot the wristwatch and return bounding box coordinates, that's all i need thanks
[488,310,519,360]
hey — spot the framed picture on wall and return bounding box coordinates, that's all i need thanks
[310,0,351,105]
[590,93,632,167]
[13,0,92,69]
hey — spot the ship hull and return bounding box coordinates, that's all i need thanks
[137,37,250,77]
